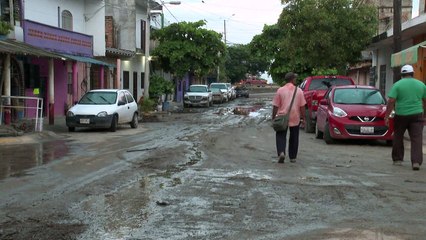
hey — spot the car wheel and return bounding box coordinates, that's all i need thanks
[304,109,315,133]
[110,115,118,132]
[315,122,323,139]
[130,113,138,128]
[68,127,75,132]
[324,122,335,144]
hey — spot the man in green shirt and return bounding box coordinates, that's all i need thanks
[385,64,426,170]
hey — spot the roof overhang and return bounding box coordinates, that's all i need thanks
[59,53,116,68]
[366,14,426,51]
[106,47,135,58]
[0,39,65,59]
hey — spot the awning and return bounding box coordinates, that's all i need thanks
[391,40,426,67]
[0,39,65,59]
[60,53,116,68]
[106,47,135,58]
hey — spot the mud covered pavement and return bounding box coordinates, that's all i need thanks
[1,90,426,240]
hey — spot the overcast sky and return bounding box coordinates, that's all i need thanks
[161,0,284,45]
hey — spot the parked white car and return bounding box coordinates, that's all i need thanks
[226,83,236,100]
[66,89,139,132]
[184,85,213,107]
[209,83,229,102]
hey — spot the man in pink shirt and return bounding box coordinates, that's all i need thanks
[272,72,306,163]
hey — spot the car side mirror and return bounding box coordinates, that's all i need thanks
[118,100,126,106]
[320,99,328,105]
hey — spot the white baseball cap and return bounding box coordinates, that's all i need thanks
[401,64,414,74]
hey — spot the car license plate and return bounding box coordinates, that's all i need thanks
[360,126,374,134]
[80,118,90,124]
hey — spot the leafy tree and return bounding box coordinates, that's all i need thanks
[225,44,250,84]
[151,21,226,80]
[149,74,174,98]
[251,0,377,85]
[225,44,270,84]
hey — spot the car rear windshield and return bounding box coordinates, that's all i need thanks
[190,86,208,92]
[79,92,117,105]
[210,84,227,89]
[333,88,385,105]
[309,78,353,90]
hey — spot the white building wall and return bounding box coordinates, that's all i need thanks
[121,56,145,100]
[25,0,85,32]
[24,0,105,56]
[84,1,106,56]
[373,46,393,95]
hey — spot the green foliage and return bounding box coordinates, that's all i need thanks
[149,74,174,98]
[253,0,377,83]
[225,44,270,84]
[139,98,156,113]
[225,44,250,83]
[311,68,339,76]
[151,21,226,80]
[0,21,13,35]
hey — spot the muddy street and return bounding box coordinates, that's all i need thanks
[1,90,426,240]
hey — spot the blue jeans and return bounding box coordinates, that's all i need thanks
[276,125,300,159]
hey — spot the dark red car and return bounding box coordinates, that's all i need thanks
[315,85,393,144]
[300,75,354,133]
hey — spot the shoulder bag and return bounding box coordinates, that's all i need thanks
[272,87,298,132]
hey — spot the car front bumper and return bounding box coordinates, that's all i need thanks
[212,95,226,102]
[184,99,209,106]
[66,115,114,128]
[328,115,394,140]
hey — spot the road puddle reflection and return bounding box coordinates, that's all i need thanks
[233,103,264,116]
[0,140,69,180]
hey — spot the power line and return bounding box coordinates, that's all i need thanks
[162,4,180,22]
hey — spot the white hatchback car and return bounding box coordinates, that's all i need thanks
[66,89,139,132]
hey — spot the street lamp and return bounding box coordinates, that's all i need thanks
[143,0,181,99]
[223,14,235,45]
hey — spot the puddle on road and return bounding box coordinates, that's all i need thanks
[233,103,265,116]
[0,140,69,180]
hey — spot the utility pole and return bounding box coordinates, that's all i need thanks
[143,1,181,99]
[223,19,227,45]
[143,1,151,99]
[393,0,402,83]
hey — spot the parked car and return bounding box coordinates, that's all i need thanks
[210,83,229,103]
[315,85,393,145]
[66,89,139,132]
[225,83,236,100]
[300,75,355,133]
[235,86,249,98]
[240,78,267,87]
[183,84,213,107]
